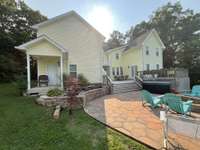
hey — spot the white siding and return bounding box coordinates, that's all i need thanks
[142,33,163,71]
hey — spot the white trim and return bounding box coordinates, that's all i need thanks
[27,54,31,90]
[60,55,63,88]
[37,58,39,86]
[142,29,165,49]
[105,45,127,53]
[15,35,68,53]
[32,10,105,39]
[130,64,137,79]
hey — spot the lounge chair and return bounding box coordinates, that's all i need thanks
[183,85,200,97]
[141,90,161,108]
[163,93,193,115]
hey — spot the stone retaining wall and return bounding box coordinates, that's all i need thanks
[36,87,109,107]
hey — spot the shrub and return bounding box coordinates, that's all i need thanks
[13,74,27,96]
[78,74,89,86]
[47,88,63,97]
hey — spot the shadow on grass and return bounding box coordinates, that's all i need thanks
[0,83,149,150]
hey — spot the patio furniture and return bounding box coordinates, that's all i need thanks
[39,75,49,87]
[163,93,193,115]
[141,90,161,108]
[183,85,200,98]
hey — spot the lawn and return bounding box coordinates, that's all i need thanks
[0,84,150,150]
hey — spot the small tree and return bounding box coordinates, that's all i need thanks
[65,76,80,115]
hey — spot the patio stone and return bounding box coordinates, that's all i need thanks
[84,91,200,150]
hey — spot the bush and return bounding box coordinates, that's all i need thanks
[78,74,89,86]
[13,74,27,96]
[47,88,63,97]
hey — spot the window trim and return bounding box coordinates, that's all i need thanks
[116,53,119,60]
[156,64,159,70]
[69,64,77,77]
[146,64,150,71]
[145,46,149,55]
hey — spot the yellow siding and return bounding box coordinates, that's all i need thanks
[37,56,68,75]
[121,48,142,77]
[37,14,104,83]
[26,40,62,56]
[106,47,142,79]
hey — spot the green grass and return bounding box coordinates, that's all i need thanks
[0,83,150,150]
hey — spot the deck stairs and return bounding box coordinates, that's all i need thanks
[112,80,142,94]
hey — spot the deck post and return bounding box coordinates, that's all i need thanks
[27,54,31,90]
[60,55,63,89]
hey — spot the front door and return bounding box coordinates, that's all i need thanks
[130,65,136,79]
[47,64,60,85]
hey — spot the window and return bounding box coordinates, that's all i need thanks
[146,46,149,55]
[116,53,119,60]
[69,64,77,77]
[112,67,115,76]
[120,67,123,75]
[116,67,119,76]
[156,64,159,70]
[146,64,150,71]
[156,49,159,56]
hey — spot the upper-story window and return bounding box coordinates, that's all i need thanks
[145,46,149,55]
[116,53,119,60]
[156,48,159,56]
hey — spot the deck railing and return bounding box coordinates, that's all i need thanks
[137,68,188,80]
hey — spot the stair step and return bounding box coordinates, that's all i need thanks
[112,81,141,94]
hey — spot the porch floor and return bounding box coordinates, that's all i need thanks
[27,86,62,95]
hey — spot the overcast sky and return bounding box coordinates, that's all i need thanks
[24,0,200,39]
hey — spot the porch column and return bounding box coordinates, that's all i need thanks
[60,55,63,88]
[26,54,31,90]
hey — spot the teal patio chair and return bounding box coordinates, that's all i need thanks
[163,93,193,115]
[141,90,161,108]
[183,85,200,97]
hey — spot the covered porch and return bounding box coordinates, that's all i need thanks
[15,35,68,95]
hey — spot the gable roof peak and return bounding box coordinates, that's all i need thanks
[32,10,105,39]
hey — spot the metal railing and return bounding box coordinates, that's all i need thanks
[135,75,143,89]
[102,69,113,94]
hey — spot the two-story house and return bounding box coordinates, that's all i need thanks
[16,11,105,93]
[104,29,165,80]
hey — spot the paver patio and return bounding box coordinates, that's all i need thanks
[84,91,200,149]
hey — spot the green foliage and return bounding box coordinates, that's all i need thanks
[78,74,89,86]
[104,30,125,50]
[13,74,27,95]
[47,88,63,97]
[0,0,47,82]
[0,83,149,150]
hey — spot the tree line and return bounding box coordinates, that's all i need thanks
[0,0,47,82]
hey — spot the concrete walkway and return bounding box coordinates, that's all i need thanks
[84,92,200,149]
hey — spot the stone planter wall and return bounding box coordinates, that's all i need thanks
[78,87,110,106]
[36,96,69,107]
[36,87,109,107]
